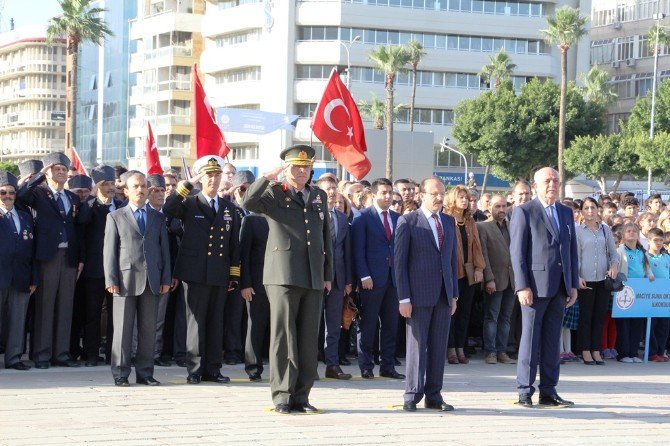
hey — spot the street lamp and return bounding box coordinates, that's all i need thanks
[440,137,468,185]
[648,13,666,197]
[337,35,360,180]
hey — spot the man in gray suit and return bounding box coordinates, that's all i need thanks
[104,172,171,386]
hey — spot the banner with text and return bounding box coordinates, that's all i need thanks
[611,278,670,318]
[215,108,299,135]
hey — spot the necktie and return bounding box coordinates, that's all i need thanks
[547,205,560,235]
[210,198,217,215]
[382,210,392,241]
[136,209,146,235]
[329,210,336,241]
[296,191,305,206]
[6,212,18,235]
[55,192,68,243]
[432,213,443,250]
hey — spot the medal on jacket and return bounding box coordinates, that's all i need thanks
[319,212,324,221]
[224,209,231,231]
[313,195,322,204]
[22,229,28,240]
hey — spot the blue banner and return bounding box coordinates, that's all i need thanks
[215,108,299,135]
[611,278,670,318]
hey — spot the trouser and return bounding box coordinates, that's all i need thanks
[650,318,670,356]
[357,279,398,372]
[448,278,477,349]
[483,286,516,354]
[183,281,227,376]
[576,280,610,352]
[223,287,246,361]
[81,278,108,360]
[153,292,170,359]
[33,249,77,363]
[323,286,344,367]
[244,286,270,376]
[162,282,186,361]
[601,311,617,350]
[266,285,322,406]
[110,287,157,380]
[615,318,644,358]
[69,279,86,359]
[0,287,31,366]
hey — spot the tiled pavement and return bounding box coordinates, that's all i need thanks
[1,357,669,445]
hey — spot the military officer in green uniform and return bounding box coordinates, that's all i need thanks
[240,145,333,414]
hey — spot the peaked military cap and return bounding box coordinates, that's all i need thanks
[193,156,225,175]
[232,170,255,187]
[18,159,43,177]
[90,165,115,184]
[147,174,166,189]
[42,151,71,168]
[280,145,315,166]
[67,175,93,190]
[0,170,18,188]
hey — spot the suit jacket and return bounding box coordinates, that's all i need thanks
[510,198,579,298]
[240,177,333,290]
[330,208,353,290]
[239,213,269,291]
[394,210,459,307]
[17,173,91,267]
[163,192,241,286]
[82,197,125,279]
[0,210,38,292]
[351,206,399,288]
[103,205,171,297]
[477,218,514,291]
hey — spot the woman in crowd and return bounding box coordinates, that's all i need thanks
[402,199,418,214]
[575,198,619,365]
[390,192,403,214]
[616,223,655,363]
[443,185,485,364]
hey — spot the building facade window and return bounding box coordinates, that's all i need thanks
[214,28,262,47]
[592,0,670,27]
[591,40,614,64]
[213,67,261,83]
[328,0,543,16]
[231,144,260,160]
[218,0,262,9]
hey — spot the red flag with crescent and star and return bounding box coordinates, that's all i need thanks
[145,122,163,175]
[311,69,370,180]
[70,147,88,176]
[193,64,230,159]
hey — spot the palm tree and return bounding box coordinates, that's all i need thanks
[648,23,670,55]
[369,45,411,180]
[47,0,113,152]
[580,66,617,106]
[478,48,517,90]
[358,93,408,130]
[541,6,588,198]
[407,40,426,132]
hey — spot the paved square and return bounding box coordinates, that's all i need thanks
[1,359,669,445]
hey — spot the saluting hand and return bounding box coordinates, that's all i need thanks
[264,165,286,181]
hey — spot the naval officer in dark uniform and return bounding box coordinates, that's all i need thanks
[240,145,333,414]
[163,156,241,384]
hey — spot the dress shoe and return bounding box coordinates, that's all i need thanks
[84,359,98,367]
[424,399,454,411]
[457,354,469,364]
[274,403,290,414]
[202,373,230,384]
[595,360,606,365]
[516,395,533,407]
[380,369,405,379]
[175,359,188,367]
[114,377,130,387]
[583,359,596,365]
[34,361,49,369]
[325,365,352,380]
[538,394,574,407]
[154,358,172,367]
[447,354,459,365]
[402,401,417,412]
[137,377,160,386]
[339,358,351,366]
[187,374,201,384]
[290,402,318,413]
[6,362,31,371]
[498,353,516,364]
[248,372,262,382]
[361,369,374,379]
[52,359,80,367]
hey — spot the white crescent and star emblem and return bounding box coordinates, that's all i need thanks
[323,99,354,139]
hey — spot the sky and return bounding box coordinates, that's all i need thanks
[1,0,62,32]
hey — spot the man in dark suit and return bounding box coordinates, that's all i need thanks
[317,176,353,380]
[0,171,38,371]
[510,167,579,407]
[79,165,124,366]
[17,152,90,369]
[352,178,404,380]
[394,177,458,412]
[163,157,241,385]
[104,172,171,386]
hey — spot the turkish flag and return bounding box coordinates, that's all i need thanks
[192,64,229,158]
[70,147,88,176]
[145,122,163,175]
[311,70,370,180]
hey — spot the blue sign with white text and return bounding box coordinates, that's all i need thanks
[215,108,299,135]
[611,278,670,318]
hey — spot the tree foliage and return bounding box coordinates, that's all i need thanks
[479,49,516,89]
[0,162,19,176]
[580,67,618,106]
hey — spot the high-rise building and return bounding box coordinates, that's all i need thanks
[128,0,205,172]
[0,25,67,163]
[75,0,137,167]
[591,0,670,134]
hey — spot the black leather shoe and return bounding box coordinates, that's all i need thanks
[516,395,533,407]
[34,361,49,369]
[402,401,417,412]
[6,362,31,371]
[202,373,230,384]
[248,372,262,382]
[361,369,374,379]
[325,365,352,380]
[380,369,405,379]
[274,403,290,414]
[425,399,454,411]
[114,377,130,387]
[290,402,318,413]
[154,358,172,367]
[175,359,188,367]
[137,376,160,386]
[339,358,351,366]
[84,359,98,367]
[187,374,201,384]
[52,359,80,367]
[539,394,574,407]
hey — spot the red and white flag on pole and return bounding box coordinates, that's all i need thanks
[70,147,88,176]
[192,64,229,158]
[145,122,163,175]
[311,69,370,180]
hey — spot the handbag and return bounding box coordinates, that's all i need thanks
[341,293,359,330]
[601,225,625,292]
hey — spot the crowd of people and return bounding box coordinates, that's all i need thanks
[0,149,668,412]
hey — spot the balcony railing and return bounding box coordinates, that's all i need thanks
[130,45,193,66]
[131,79,191,97]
